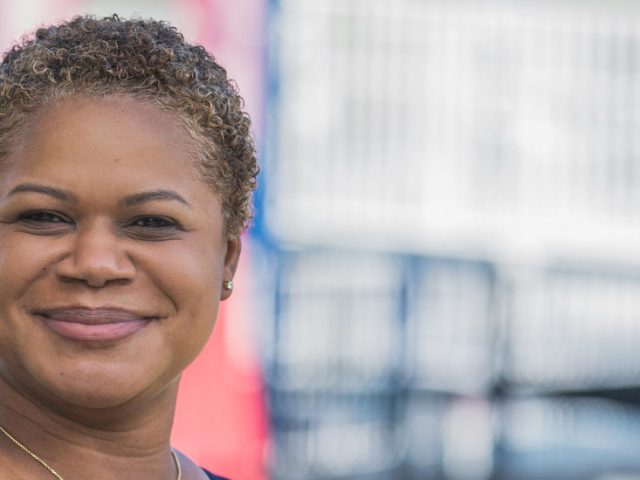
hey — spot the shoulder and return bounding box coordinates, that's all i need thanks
[202,469,229,480]
[173,450,228,480]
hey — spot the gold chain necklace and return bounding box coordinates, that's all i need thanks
[0,424,181,480]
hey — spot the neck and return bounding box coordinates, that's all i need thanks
[0,372,180,480]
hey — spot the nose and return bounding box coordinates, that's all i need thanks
[54,222,136,287]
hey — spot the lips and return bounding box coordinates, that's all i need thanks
[33,307,154,343]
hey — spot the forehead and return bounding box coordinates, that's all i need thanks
[3,95,204,190]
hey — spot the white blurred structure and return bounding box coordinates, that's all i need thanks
[262,0,640,479]
[266,0,640,267]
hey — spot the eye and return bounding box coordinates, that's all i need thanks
[125,216,183,240]
[130,216,176,228]
[21,211,67,223]
[18,211,72,232]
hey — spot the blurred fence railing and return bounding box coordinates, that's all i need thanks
[258,1,640,479]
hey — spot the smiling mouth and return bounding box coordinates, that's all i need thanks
[32,307,155,343]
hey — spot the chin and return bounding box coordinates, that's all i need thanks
[26,359,177,414]
[56,387,139,411]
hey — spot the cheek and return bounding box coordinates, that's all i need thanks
[145,238,223,302]
[139,240,224,350]
[0,236,49,368]
[0,234,53,307]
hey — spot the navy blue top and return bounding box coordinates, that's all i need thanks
[203,469,228,480]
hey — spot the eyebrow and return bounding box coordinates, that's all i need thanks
[120,190,192,208]
[5,183,191,209]
[6,183,77,201]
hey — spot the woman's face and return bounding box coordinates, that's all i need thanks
[0,96,240,411]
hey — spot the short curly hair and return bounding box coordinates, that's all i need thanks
[0,14,258,235]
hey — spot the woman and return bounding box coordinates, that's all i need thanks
[0,14,258,480]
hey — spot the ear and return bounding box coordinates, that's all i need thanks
[220,234,241,301]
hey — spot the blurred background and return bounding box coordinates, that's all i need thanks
[2,0,640,479]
